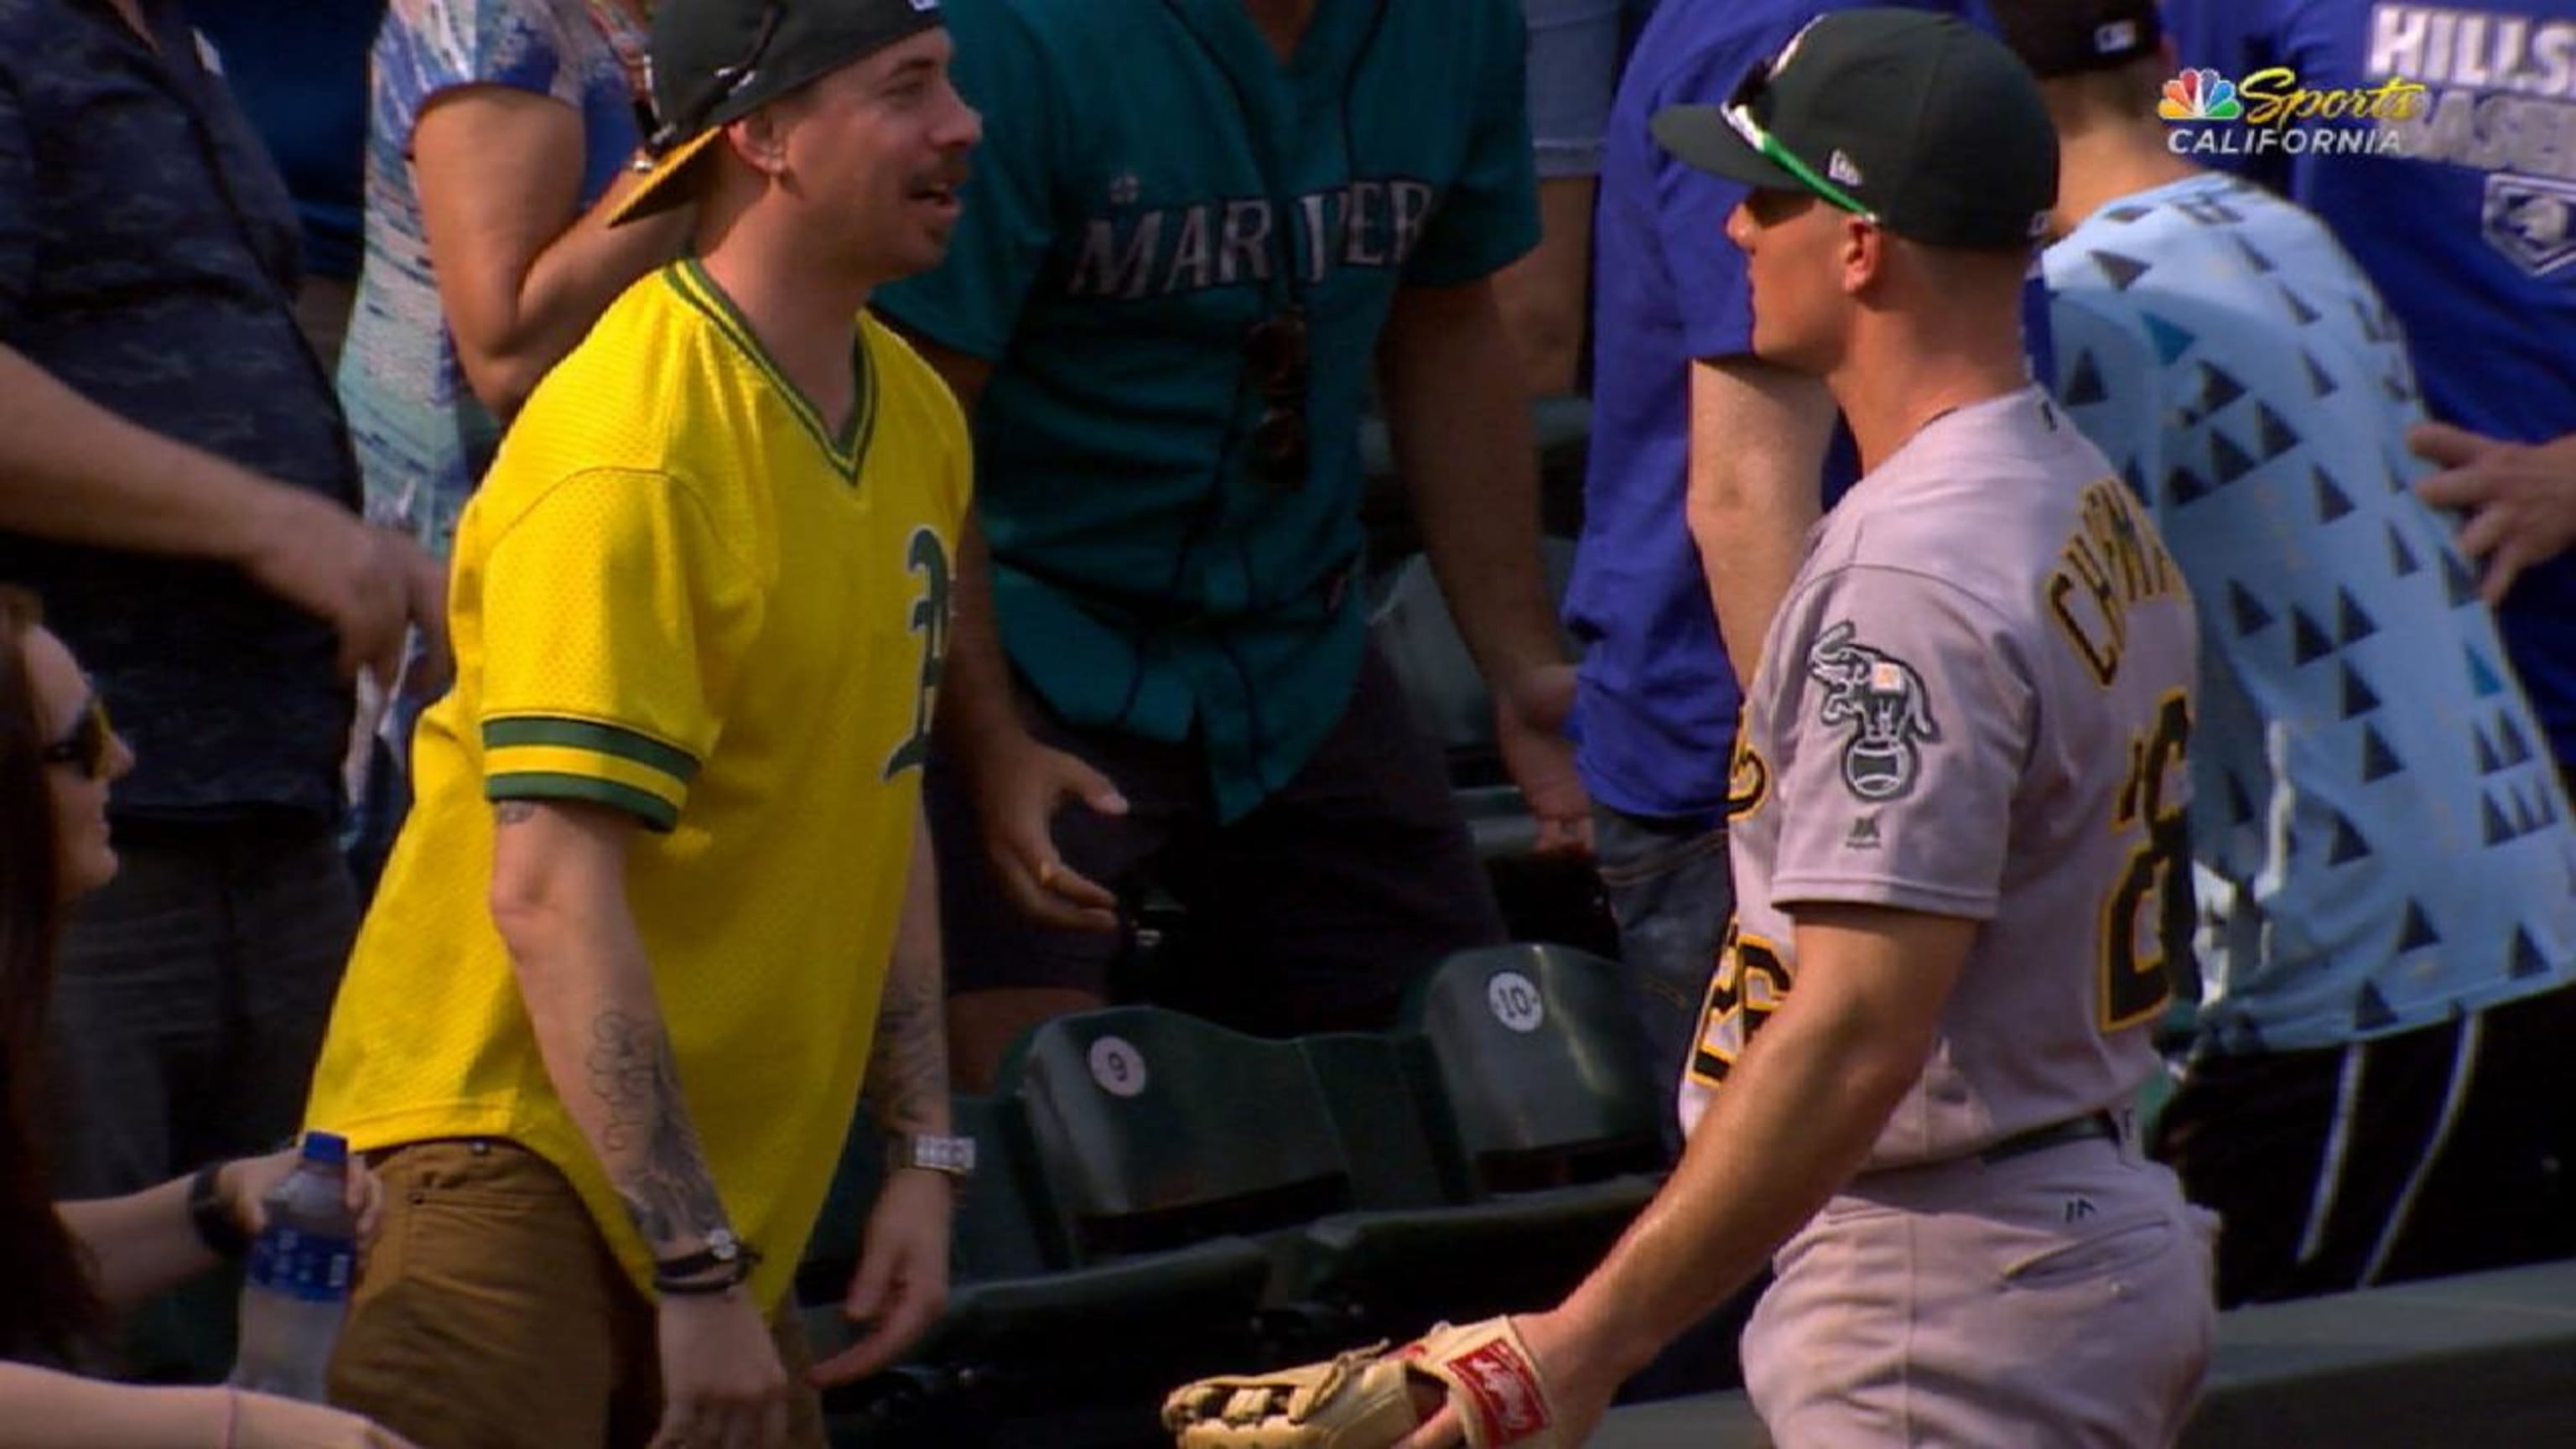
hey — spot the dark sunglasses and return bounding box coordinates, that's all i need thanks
[1724,57,1878,223]
[40,694,114,782]
[1244,304,1311,491]
[643,1,787,155]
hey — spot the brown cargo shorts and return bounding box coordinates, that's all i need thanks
[327,1138,829,1449]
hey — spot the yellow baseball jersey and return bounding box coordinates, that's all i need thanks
[307,258,969,1311]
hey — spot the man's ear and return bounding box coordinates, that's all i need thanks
[724,109,790,177]
[1840,215,1885,296]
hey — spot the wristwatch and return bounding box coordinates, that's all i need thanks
[885,1132,977,1182]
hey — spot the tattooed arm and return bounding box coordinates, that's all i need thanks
[863,808,952,1141]
[813,806,955,1385]
[486,797,790,1441]
[486,797,730,1259]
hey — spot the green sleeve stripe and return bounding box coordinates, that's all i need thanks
[486,772,682,834]
[482,718,699,782]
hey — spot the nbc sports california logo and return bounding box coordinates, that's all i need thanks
[2157,65,2426,157]
[2158,68,2244,121]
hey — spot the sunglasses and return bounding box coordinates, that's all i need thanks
[40,694,114,782]
[1244,305,1311,491]
[1722,58,1879,224]
[644,1,787,154]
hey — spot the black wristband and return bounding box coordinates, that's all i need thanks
[187,1163,252,1259]
[652,1232,760,1297]
[653,1270,746,1298]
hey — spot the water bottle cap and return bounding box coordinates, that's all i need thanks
[299,1130,350,1166]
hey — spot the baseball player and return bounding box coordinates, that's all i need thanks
[299,2,979,1445]
[1171,12,2218,1446]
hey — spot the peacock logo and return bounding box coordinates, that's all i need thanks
[2158,68,2244,121]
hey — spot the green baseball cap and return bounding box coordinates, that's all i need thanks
[1650,8,2058,251]
[610,0,947,227]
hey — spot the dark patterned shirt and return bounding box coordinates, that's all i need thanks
[0,0,355,820]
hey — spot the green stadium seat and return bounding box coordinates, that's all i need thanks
[1001,1006,1356,1260]
[1403,943,1667,1192]
[1267,946,1669,1342]
[805,1085,1275,1449]
[1298,1031,1458,1211]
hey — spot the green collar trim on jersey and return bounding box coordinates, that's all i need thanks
[667,259,879,482]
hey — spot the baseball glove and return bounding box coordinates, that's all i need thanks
[1162,1317,1565,1449]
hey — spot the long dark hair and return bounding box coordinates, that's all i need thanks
[0,586,103,1363]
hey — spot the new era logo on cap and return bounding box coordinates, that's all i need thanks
[2095,20,2138,54]
[1828,149,1864,187]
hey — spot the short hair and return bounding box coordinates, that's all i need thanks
[2049,53,2168,128]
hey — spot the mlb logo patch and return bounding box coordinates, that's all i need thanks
[2482,173,2576,278]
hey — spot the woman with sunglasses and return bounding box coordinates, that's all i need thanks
[0,588,413,1448]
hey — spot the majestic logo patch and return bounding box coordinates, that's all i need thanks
[1806,621,1940,802]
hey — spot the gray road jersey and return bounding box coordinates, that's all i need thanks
[1679,387,2199,1170]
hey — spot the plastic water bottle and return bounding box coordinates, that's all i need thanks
[228,1130,357,1401]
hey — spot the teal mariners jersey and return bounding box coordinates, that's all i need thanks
[2047,174,2576,1056]
[875,0,1539,819]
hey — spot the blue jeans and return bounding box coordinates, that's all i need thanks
[46,818,359,1195]
[1593,802,1758,1402]
[1592,803,1732,1155]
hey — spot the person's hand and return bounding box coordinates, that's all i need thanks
[1390,1310,1620,1449]
[963,727,1129,932]
[390,531,453,699]
[219,1149,387,1248]
[227,1389,423,1447]
[1491,662,1594,860]
[652,1291,792,1449]
[237,489,418,688]
[2411,422,2576,605]
[809,1168,955,1386]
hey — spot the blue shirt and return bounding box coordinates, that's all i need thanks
[2165,0,2576,771]
[340,0,644,561]
[189,0,382,281]
[2049,173,2576,1053]
[1570,0,2028,822]
[876,0,1538,822]
[0,0,355,821]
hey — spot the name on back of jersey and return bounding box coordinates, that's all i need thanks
[2048,477,2188,687]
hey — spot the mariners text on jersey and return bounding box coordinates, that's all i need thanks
[1069,177,1441,299]
[2372,4,2576,177]
[2049,475,2188,688]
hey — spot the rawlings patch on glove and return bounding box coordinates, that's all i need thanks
[1164,1317,1563,1449]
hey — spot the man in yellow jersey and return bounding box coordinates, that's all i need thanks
[301,2,980,1445]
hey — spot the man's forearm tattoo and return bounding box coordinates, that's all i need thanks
[587,1010,729,1249]
[864,954,948,1137]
